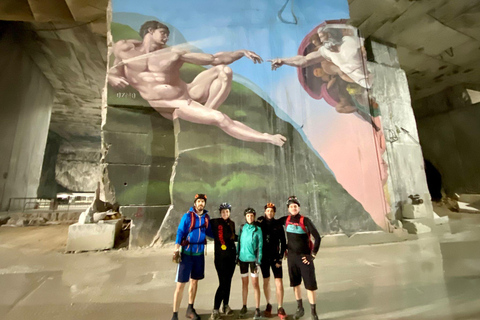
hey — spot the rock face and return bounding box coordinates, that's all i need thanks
[104,20,379,246]
[157,79,379,242]
[104,63,378,246]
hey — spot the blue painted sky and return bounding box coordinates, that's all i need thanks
[112,0,349,94]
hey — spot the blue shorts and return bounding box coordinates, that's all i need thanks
[176,252,205,283]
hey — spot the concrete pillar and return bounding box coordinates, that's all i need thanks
[367,40,434,233]
[0,23,54,211]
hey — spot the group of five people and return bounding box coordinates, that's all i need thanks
[171,194,321,320]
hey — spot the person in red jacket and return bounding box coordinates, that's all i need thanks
[278,196,322,320]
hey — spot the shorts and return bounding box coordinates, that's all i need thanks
[239,261,259,277]
[260,258,283,279]
[176,253,205,283]
[287,252,317,290]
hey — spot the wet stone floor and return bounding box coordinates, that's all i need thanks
[0,214,479,320]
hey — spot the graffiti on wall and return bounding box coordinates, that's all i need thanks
[107,0,389,242]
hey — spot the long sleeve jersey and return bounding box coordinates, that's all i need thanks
[258,216,287,261]
[279,214,321,255]
[211,218,237,259]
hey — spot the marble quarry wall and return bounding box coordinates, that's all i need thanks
[0,23,54,211]
[100,0,433,246]
[367,40,434,230]
[414,85,480,195]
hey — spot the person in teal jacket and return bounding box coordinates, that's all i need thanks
[237,207,263,319]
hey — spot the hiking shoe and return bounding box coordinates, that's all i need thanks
[294,306,305,319]
[223,304,233,315]
[239,305,248,316]
[186,305,200,320]
[210,309,220,320]
[253,308,261,319]
[277,307,288,320]
[264,303,272,317]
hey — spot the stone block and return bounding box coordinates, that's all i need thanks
[66,219,122,252]
[402,203,429,219]
[370,41,400,68]
[458,194,480,204]
[120,205,169,247]
[16,218,27,227]
[105,164,171,206]
[103,106,173,135]
[402,219,432,234]
[103,131,175,165]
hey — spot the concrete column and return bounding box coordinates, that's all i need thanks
[367,40,434,233]
[0,24,54,211]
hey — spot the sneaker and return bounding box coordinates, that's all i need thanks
[264,303,272,317]
[277,307,288,320]
[186,305,200,320]
[253,308,261,319]
[171,313,178,320]
[210,309,220,320]
[223,304,233,315]
[239,305,248,316]
[294,306,305,319]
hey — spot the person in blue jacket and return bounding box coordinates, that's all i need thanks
[171,194,214,320]
[237,207,263,319]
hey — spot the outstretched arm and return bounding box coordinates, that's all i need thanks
[269,50,324,70]
[181,49,263,66]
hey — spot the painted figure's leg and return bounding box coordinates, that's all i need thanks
[169,100,286,146]
[187,65,233,110]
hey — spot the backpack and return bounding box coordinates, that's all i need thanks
[189,211,209,233]
[285,215,314,251]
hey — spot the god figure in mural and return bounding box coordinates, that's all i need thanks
[270,25,373,117]
[108,21,286,147]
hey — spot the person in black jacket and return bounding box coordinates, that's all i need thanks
[257,202,288,319]
[209,203,237,320]
[278,196,322,320]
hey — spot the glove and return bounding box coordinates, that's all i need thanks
[173,250,181,264]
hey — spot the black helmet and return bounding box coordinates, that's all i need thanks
[194,193,207,203]
[244,207,256,216]
[219,202,232,211]
[287,196,300,207]
[264,202,276,212]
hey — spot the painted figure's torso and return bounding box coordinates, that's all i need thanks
[118,40,188,101]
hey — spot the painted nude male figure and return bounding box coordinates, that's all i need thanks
[108,21,286,147]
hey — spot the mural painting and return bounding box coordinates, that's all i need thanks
[106,0,389,245]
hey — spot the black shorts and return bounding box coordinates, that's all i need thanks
[239,261,258,276]
[260,258,283,279]
[287,252,317,290]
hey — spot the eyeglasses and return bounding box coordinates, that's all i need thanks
[266,203,275,208]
